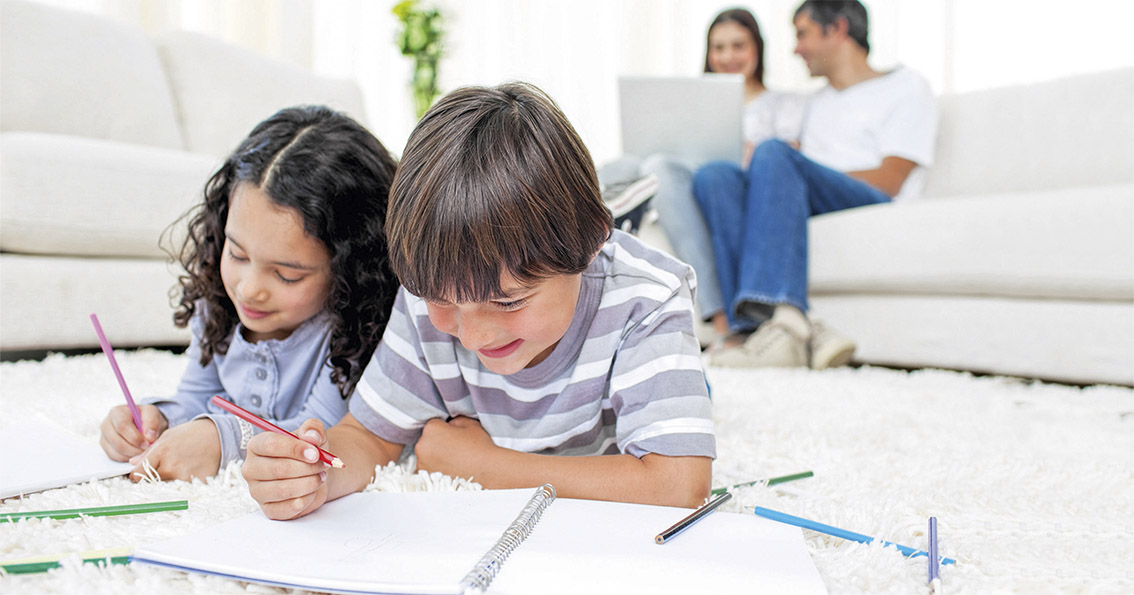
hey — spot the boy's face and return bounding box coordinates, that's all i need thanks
[424,272,583,375]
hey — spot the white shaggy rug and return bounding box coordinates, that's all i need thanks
[1,350,1132,594]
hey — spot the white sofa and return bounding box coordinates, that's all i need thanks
[645,68,1133,386]
[808,68,1133,387]
[0,0,369,354]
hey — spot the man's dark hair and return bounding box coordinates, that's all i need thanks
[795,0,870,53]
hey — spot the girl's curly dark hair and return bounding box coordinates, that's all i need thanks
[168,105,399,397]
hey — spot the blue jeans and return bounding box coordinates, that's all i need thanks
[692,140,891,332]
[598,154,725,320]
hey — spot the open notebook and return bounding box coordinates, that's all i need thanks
[0,416,131,500]
[133,486,827,594]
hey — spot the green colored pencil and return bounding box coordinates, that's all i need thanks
[711,471,814,496]
[0,500,188,523]
[0,548,132,575]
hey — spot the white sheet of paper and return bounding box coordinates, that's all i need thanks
[0,416,132,499]
[134,489,828,594]
[492,497,828,595]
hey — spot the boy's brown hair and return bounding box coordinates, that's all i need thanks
[385,82,613,303]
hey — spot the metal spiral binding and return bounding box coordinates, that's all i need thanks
[459,484,556,594]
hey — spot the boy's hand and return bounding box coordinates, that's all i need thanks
[128,418,220,482]
[414,416,498,478]
[243,419,330,521]
[99,404,167,461]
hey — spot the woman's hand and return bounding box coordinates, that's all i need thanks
[128,418,220,482]
[742,142,756,169]
[99,404,167,461]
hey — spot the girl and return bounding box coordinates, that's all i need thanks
[99,105,400,482]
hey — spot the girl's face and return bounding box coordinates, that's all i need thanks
[707,21,759,82]
[424,272,583,376]
[220,183,333,343]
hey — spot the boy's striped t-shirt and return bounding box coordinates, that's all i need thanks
[349,230,715,459]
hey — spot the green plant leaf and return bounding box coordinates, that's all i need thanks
[392,0,444,119]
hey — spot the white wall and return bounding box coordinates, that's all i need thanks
[24,0,1134,164]
[323,0,1134,165]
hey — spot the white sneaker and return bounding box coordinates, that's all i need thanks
[708,306,810,368]
[809,318,856,370]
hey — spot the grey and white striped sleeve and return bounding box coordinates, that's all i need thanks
[349,289,448,446]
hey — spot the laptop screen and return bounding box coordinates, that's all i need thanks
[618,74,744,167]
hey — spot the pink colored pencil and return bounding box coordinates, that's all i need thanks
[209,395,345,468]
[90,313,144,436]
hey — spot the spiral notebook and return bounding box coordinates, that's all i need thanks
[133,486,827,594]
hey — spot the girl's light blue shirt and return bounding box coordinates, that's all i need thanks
[143,308,350,466]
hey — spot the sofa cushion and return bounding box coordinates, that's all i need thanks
[0,253,190,351]
[0,132,218,258]
[923,68,1134,198]
[0,0,184,150]
[809,183,1134,301]
[157,31,368,157]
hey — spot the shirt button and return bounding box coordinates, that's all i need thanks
[256,369,266,380]
[250,395,261,407]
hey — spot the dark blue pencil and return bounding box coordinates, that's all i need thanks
[655,491,732,544]
[752,506,956,565]
[929,517,941,592]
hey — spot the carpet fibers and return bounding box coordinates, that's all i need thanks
[1,350,1131,594]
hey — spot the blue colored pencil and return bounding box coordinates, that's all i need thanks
[752,506,956,565]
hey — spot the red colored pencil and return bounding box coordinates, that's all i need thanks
[209,395,344,468]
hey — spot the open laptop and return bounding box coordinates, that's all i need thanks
[618,74,745,167]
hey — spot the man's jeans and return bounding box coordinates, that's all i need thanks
[692,140,891,332]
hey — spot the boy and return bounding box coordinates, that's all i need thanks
[243,83,715,520]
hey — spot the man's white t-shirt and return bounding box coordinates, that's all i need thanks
[800,66,937,201]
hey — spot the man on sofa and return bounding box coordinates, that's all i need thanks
[692,0,937,370]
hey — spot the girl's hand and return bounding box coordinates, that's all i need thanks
[414,416,497,478]
[243,419,330,520]
[128,418,221,482]
[99,404,167,461]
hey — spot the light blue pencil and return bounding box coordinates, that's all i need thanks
[753,506,957,565]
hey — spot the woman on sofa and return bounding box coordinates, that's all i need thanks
[600,7,806,348]
[98,106,401,482]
